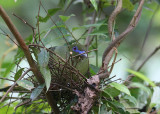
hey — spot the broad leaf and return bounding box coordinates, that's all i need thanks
[120,99,139,113]
[107,101,126,113]
[90,0,98,11]
[127,69,156,87]
[38,48,51,91]
[123,95,137,106]
[103,87,120,99]
[38,49,49,67]
[14,68,24,81]
[30,84,45,101]
[40,67,51,91]
[17,80,34,91]
[110,82,131,95]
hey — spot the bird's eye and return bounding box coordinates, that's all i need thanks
[73,46,77,50]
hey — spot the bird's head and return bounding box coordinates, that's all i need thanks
[72,46,78,52]
[72,45,87,57]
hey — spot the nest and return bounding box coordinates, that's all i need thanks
[47,47,88,109]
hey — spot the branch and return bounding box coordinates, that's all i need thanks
[101,0,122,74]
[102,0,144,65]
[0,69,31,102]
[108,0,122,41]
[99,72,110,79]
[0,6,59,113]
[84,11,97,50]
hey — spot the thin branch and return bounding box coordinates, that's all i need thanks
[136,45,160,71]
[0,68,31,102]
[0,77,15,82]
[0,27,19,46]
[109,47,118,74]
[12,13,37,44]
[37,2,45,47]
[107,58,121,68]
[0,99,19,109]
[12,13,36,29]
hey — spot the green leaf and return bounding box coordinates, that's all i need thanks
[0,0,23,8]
[122,0,134,11]
[1,62,15,78]
[127,69,156,87]
[38,49,51,91]
[38,8,61,22]
[72,19,107,32]
[30,84,45,101]
[17,80,34,91]
[40,67,51,91]
[25,34,32,44]
[50,24,65,30]
[123,95,137,106]
[38,49,49,67]
[120,99,139,113]
[90,0,98,11]
[88,32,108,37]
[103,87,120,99]
[59,14,75,22]
[88,23,108,37]
[14,68,24,81]
[84,23,107,28]
[14,48,24,64]
[107,101,126,113]
[130,82,152,95]
[109,82,131,95]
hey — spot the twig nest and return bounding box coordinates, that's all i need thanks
[48,44,89,90]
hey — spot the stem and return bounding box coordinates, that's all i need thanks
[96,36,98,67]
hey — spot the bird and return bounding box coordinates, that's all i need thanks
[72,46,87,57]
[48,44,89,78]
